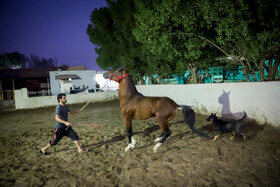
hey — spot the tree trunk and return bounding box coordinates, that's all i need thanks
[186,63,198,84]
[242,59,257,82]
[246,67,257,81]
[251,71,257,81]
[266,57,279,81]
[191,67,198,83]
[205,69,210,83]
[257,60,265,81]
[241,67,250,82]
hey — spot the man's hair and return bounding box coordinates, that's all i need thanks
[57,93,66,103]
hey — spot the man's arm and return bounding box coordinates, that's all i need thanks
[69,108,80,114]
[55,115,72,126]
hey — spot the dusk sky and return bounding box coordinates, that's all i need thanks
[0,0,107,70]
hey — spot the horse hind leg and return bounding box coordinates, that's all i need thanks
[153,130,172,153]
[154,132,165,143]
[153,116,172,153]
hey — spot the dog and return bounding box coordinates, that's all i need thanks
[206,112,247,141]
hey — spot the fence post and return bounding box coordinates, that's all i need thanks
[14,88,28,109]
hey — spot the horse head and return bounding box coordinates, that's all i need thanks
[218,90,231,105]
[103,68,129,82]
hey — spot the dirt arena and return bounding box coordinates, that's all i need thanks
[0,99,279,187]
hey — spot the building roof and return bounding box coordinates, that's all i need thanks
[55,74,80,80]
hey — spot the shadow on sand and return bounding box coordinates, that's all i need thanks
[201,90,266,141]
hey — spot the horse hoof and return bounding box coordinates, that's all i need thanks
[154,137,161,143]
[125,143,134,152]
[153,142,162,153]
[153,147,159,153]
[125,146,130,152]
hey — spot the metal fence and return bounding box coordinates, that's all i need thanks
[0,90,14,100]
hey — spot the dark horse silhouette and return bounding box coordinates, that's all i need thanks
[103,69,208,153]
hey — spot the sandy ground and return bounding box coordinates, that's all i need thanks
[0,99,279,187]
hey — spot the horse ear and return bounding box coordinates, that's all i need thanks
[223,90,231,95]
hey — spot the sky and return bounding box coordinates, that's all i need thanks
[0,0,107,70]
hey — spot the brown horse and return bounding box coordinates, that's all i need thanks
[103,69,208,153]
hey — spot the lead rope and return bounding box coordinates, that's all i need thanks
[65,80,110,131]
[79,79,110,112]
[81,124,103,152]
[215,104,222,114]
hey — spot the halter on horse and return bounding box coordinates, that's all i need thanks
[103,69,208,153]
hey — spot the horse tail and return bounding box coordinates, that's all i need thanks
[179,105,210,139]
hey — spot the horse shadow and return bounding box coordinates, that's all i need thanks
[82,120,195,151]
[52,121,189,153]
[218,90,245,120]
[201,89,266,141]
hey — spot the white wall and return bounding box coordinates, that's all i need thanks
[14,88,118,109]
[14,82,280,127]
[136,82,280,127]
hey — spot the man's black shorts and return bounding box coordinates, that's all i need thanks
[50,127,79,146]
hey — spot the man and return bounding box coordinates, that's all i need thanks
[40,93,86,154]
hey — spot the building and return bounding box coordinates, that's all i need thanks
[0,68,64,109]
[49,70,97,95]
[0,68,63,100]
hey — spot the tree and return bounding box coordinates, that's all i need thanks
[133,0,219,82]
[0,52,56,69]
[0,52,28,69]
[28,54,56,69]
[57,64,69,69]
[87,0,215,82]
[88,0,279,82]
[87,0,149,81]
[134,0,280,82]
[198,0,280,81]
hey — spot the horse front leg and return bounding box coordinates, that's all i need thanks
[124,118,136,152]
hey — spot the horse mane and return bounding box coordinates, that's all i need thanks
[119,69,142,98]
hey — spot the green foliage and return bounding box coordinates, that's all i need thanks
[198,0,280,81]
[0,52,28,69]
[28,54,56,69]
[0,52,56,69]
[87,0,280,81]
[87,0,148,78]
